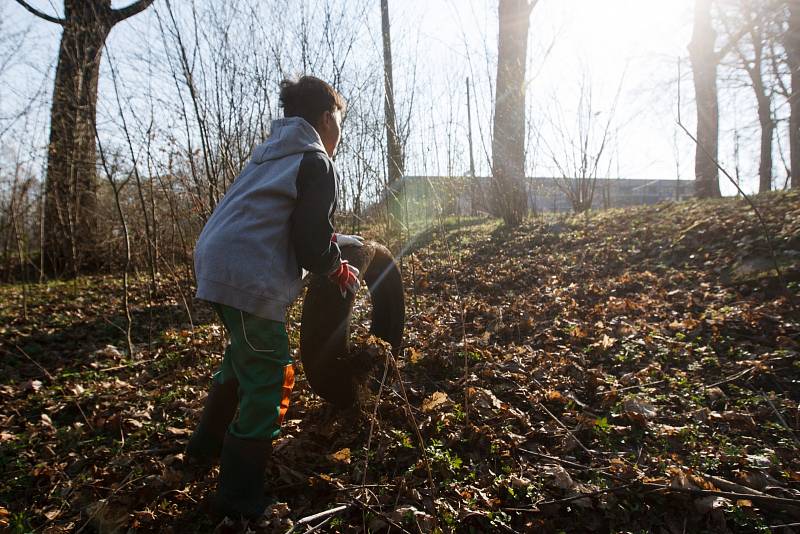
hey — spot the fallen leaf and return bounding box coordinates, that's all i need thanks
[542,464,576,490]
[123,418,143,430]
[85,500,128,534]
[600,334,617,349]
[392,505,434,531]
[94,345,123,360]
[265,502,291,518]
[468,387,503,414]
[654,424,688,436]
[694,495,729,515]
[669,469,700,491]
[509,474,530,489]
[745,453,772,468]
[706,387,726,403]
[421,391,451,413]
[21,380,42,393]
[545,390,565,403]
[720,411,756,430]
[328,448,351,464]
[623,397,657,419]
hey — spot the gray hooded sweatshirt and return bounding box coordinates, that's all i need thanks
[194,117,341,322]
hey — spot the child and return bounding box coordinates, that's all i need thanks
[186,76,363,521]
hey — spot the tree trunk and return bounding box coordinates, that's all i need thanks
[788,0,800,189]
[746,26,773,194]
[43,5,111,275]
[16,0,154,275]
[757,94,774,193]
[492,0,534,226]
[689,0,722,198]
[380,0,404,235]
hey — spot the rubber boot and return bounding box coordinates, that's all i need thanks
[185,378,240,464]
[214,433,271,520]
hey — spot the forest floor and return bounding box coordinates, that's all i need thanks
[1,191,800,533]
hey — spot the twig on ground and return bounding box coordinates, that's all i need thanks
[518,448,628,483]
[705,367,754,389]
[74,400,95,432]
[505,482,639,512]
[361,351,391,497]
[359,354,390,533]
[129,445,183,456]
[285,504,350,534]
[303,515,335,534]
[97,357,159,373]
[75,472,143,533]
[518,448,594,471]
[655,484,800,508]
[752,385,800,445]
[151,488,197,505]
[460,510,521,533]
[350,498,413,534]
[617,380,665,393]
[333,484,395,493]
[10,343,54,380]
[388,352,438,525]
[700,472,768,497]
[99,314,130,338]
[535,402,594,458]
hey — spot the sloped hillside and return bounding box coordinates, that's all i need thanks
[0,191,798,533]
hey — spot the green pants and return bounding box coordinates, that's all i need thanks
[213,304,295,440]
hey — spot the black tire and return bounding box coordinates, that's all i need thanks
[299,241,405,408]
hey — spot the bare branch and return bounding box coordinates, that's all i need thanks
[715,24,749,62]
[111,0,155,24]
[12,0,65,25]
[715,1,783,62]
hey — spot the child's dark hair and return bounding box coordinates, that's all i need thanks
[279,76,346,127]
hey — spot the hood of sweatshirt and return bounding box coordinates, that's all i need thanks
[252,117,327,163]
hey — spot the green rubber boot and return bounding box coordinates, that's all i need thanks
[185,378,239,464]
[214,432,271,520]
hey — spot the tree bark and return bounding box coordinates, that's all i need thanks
[757,92,774,193]
[16,0,154,275]
[688,0,722,198]
[788,0,800,189]
[492,0,535,226]
[380,0,404,235]
[44,3,110,275]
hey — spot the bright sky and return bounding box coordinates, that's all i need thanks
[1,0,779,197]
[384,0,779,196]
[403,0,711,186]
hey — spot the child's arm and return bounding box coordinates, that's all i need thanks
[290,154,341,274]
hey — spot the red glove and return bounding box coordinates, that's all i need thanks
[328,260,361,298]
